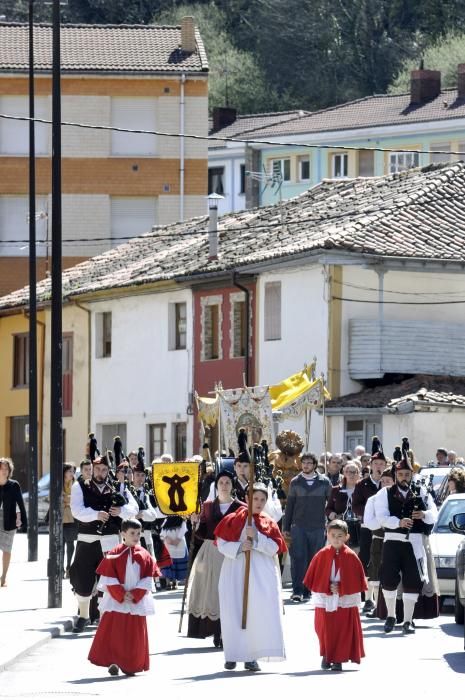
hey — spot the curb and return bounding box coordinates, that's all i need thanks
[0,616,76,672]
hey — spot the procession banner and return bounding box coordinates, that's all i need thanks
[219,385,274,454]
[152,462,200,516]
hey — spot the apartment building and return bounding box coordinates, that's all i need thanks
[0,18,209,294]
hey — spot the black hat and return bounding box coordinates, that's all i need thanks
[395,437,413,471]
[235,451,250,464]
[113,436,124,468]
[371,435,386,462]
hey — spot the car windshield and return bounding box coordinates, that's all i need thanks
[435,498,465,533]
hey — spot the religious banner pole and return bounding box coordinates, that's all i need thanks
[241,449,255,629]
[178,461,202,633]
[321,373,328,472]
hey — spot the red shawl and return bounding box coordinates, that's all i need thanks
[303,544,367,596]
[96,544,160,603]
[214,505,287,555]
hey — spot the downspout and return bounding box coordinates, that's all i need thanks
[232,273,250,387]
[180,73,186,222]
[23,309,46,476]
[73,301,91,432]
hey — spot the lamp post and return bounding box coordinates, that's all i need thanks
[48,0,63,609]
[28,0,39,563]
[206,192,224,261]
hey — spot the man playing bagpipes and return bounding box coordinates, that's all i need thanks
[69,442,138,633]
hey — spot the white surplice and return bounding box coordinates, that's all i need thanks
[217,523,285,663]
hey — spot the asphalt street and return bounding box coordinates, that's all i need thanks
[2,583,464,700]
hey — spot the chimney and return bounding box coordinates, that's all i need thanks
[207,193,224,261]
[181,16,196,53]
[458,64,465,99]
[410,69,441,104]
[212,106,237,132]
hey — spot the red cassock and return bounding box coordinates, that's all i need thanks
[88,544,159,674]
[304,544,367,664]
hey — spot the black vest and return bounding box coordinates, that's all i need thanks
[385,485,429,535]
[78,479,122,535]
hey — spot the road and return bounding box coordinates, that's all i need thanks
[2,584,464,700]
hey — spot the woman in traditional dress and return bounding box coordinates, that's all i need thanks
[187,470,244,647]
[0,457,27,587]
[215,483,287,672]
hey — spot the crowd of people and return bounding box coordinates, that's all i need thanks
[0,434,464,676]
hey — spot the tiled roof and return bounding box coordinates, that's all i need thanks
[208,111,309,140]
[240,90,465,139]
[0,22,208,74]
[325,375,465,410]
[2,160,465,310]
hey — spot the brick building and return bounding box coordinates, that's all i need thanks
[0,19,209,295]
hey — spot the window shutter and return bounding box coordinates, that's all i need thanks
[264,282,281,341]
[110,197,157,242]
[111,98,157,155]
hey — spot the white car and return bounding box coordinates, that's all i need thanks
[430,493,465,597]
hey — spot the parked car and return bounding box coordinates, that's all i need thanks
[451,512,465,625]
[22,472,50,525]
[429,494,465,602]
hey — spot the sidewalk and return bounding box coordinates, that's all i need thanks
[0,533,76,671]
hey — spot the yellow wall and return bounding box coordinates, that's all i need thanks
[0,311,46,472]
[41,304,90,470]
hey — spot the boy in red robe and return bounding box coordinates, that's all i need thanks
[88,518,160,676]
[304,519,367,671]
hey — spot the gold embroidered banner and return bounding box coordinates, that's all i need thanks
[152,462,200,516]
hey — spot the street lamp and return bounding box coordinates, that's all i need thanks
[206,192,224,261]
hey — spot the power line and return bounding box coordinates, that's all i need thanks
[333,295,465,305]
[0,111,464,157]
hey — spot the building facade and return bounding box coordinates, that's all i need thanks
[0,19,209,295]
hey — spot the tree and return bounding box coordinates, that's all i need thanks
[389,32,465,93]
[154,2,276,113]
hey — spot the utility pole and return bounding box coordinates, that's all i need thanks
[48,0,63,608]
[28,0,38,563]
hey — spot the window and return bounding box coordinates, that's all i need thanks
[110,197,157,244]
[0,96,49,155]
[101,424,127,454]
[169,302,187,350]
[389,151,419,174]
[111,97,156,155]
[232,300,247,358]
[344,418,381,453]
[96,312,112,358]
[203,303,220,360]
[264,282,281,341]
[239,164,246,194]
[358,150,375,176]
[173,423,187,461]
[13,334,29,388]
[149,424,166,461]
[430,142,451,164]
[298,156,310,182]
[271,158,291,182]
[0,196,48,257]
[332,153,349,178]
[62,334,73,417]
[208,167,225,195]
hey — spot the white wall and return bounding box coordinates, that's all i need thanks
[90,288,194,458]
[208,154,246,215]
[339,266,465,395]
[257,264,328,454]
[382,410,465,466]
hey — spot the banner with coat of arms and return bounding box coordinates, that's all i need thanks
[219,386,275,455]
[152,462,200,516]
